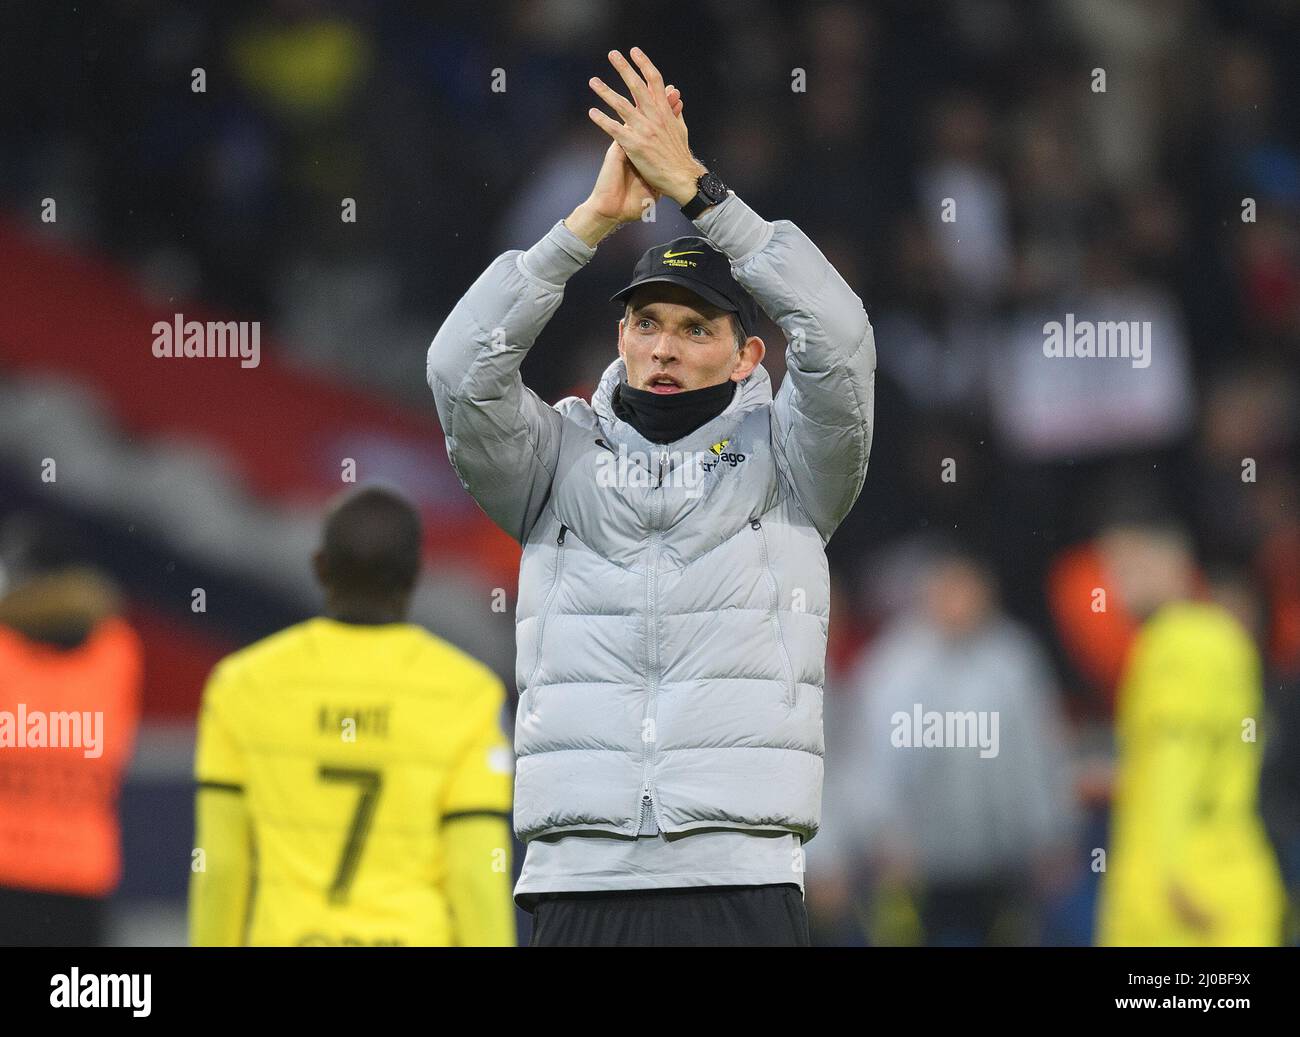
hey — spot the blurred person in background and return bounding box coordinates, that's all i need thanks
[188,485,515,946]
[1260,664,1300,945]
[1047,477,1208,720]
[1193,369,1300,676]
[1205,560,1298,944]
[1209,553,1300,944]
[1095,518,1285,945]
[831,542,1077,946]
[0,512,143,947]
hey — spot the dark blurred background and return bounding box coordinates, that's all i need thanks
[0,0,1297,945]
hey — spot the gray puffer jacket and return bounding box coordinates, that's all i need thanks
[427,192,875,844]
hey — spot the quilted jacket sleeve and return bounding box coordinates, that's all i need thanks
[691,192,876,543]
[427,219,597,544]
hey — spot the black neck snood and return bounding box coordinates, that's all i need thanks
[612,377,738,444]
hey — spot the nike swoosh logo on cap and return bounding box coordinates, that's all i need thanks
[662,249,704,259]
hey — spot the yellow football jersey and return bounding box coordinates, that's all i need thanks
[1096,601,1286,946]
[191,617,513,946]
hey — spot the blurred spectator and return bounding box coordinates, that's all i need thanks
[1046,539,1141,717]
[1194,368,1300,675]
[991,235,1197,462]
[824,543,1078,946]
[0,512,143,946]
[917,92,1013,302]
[1055,0,1203,189]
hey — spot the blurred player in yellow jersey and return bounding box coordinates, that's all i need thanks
[1096,520,1285,946]
[188,485,515,946]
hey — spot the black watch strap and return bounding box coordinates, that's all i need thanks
[681,171,729,219]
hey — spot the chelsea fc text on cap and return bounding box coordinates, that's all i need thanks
[609,236,761,338]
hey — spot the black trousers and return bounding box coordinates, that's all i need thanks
[530,883,810,947]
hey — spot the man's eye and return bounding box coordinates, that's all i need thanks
[637,319,652,330]
[691,325,708,335]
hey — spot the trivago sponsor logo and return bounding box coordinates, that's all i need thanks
[700,438,747,473]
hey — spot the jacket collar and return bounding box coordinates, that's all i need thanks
[592,357,772,459]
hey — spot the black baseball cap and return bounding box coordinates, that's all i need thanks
[610,236,761,339]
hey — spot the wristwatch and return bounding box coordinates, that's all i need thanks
[680,170,730,219]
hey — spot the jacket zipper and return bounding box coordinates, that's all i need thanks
[639,450,669,833]
[526,523,567,712]
[752,518,797,709]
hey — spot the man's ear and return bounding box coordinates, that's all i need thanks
[617,318,626,363]
[732,335,765,380]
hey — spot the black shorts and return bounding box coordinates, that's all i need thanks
[529,883,809,947]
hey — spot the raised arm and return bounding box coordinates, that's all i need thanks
[587,47,875,543]
[426,225,591,545]
[694,195,876,542]
[427,83,684,544]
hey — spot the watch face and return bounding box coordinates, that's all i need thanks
[699,172,728,202]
